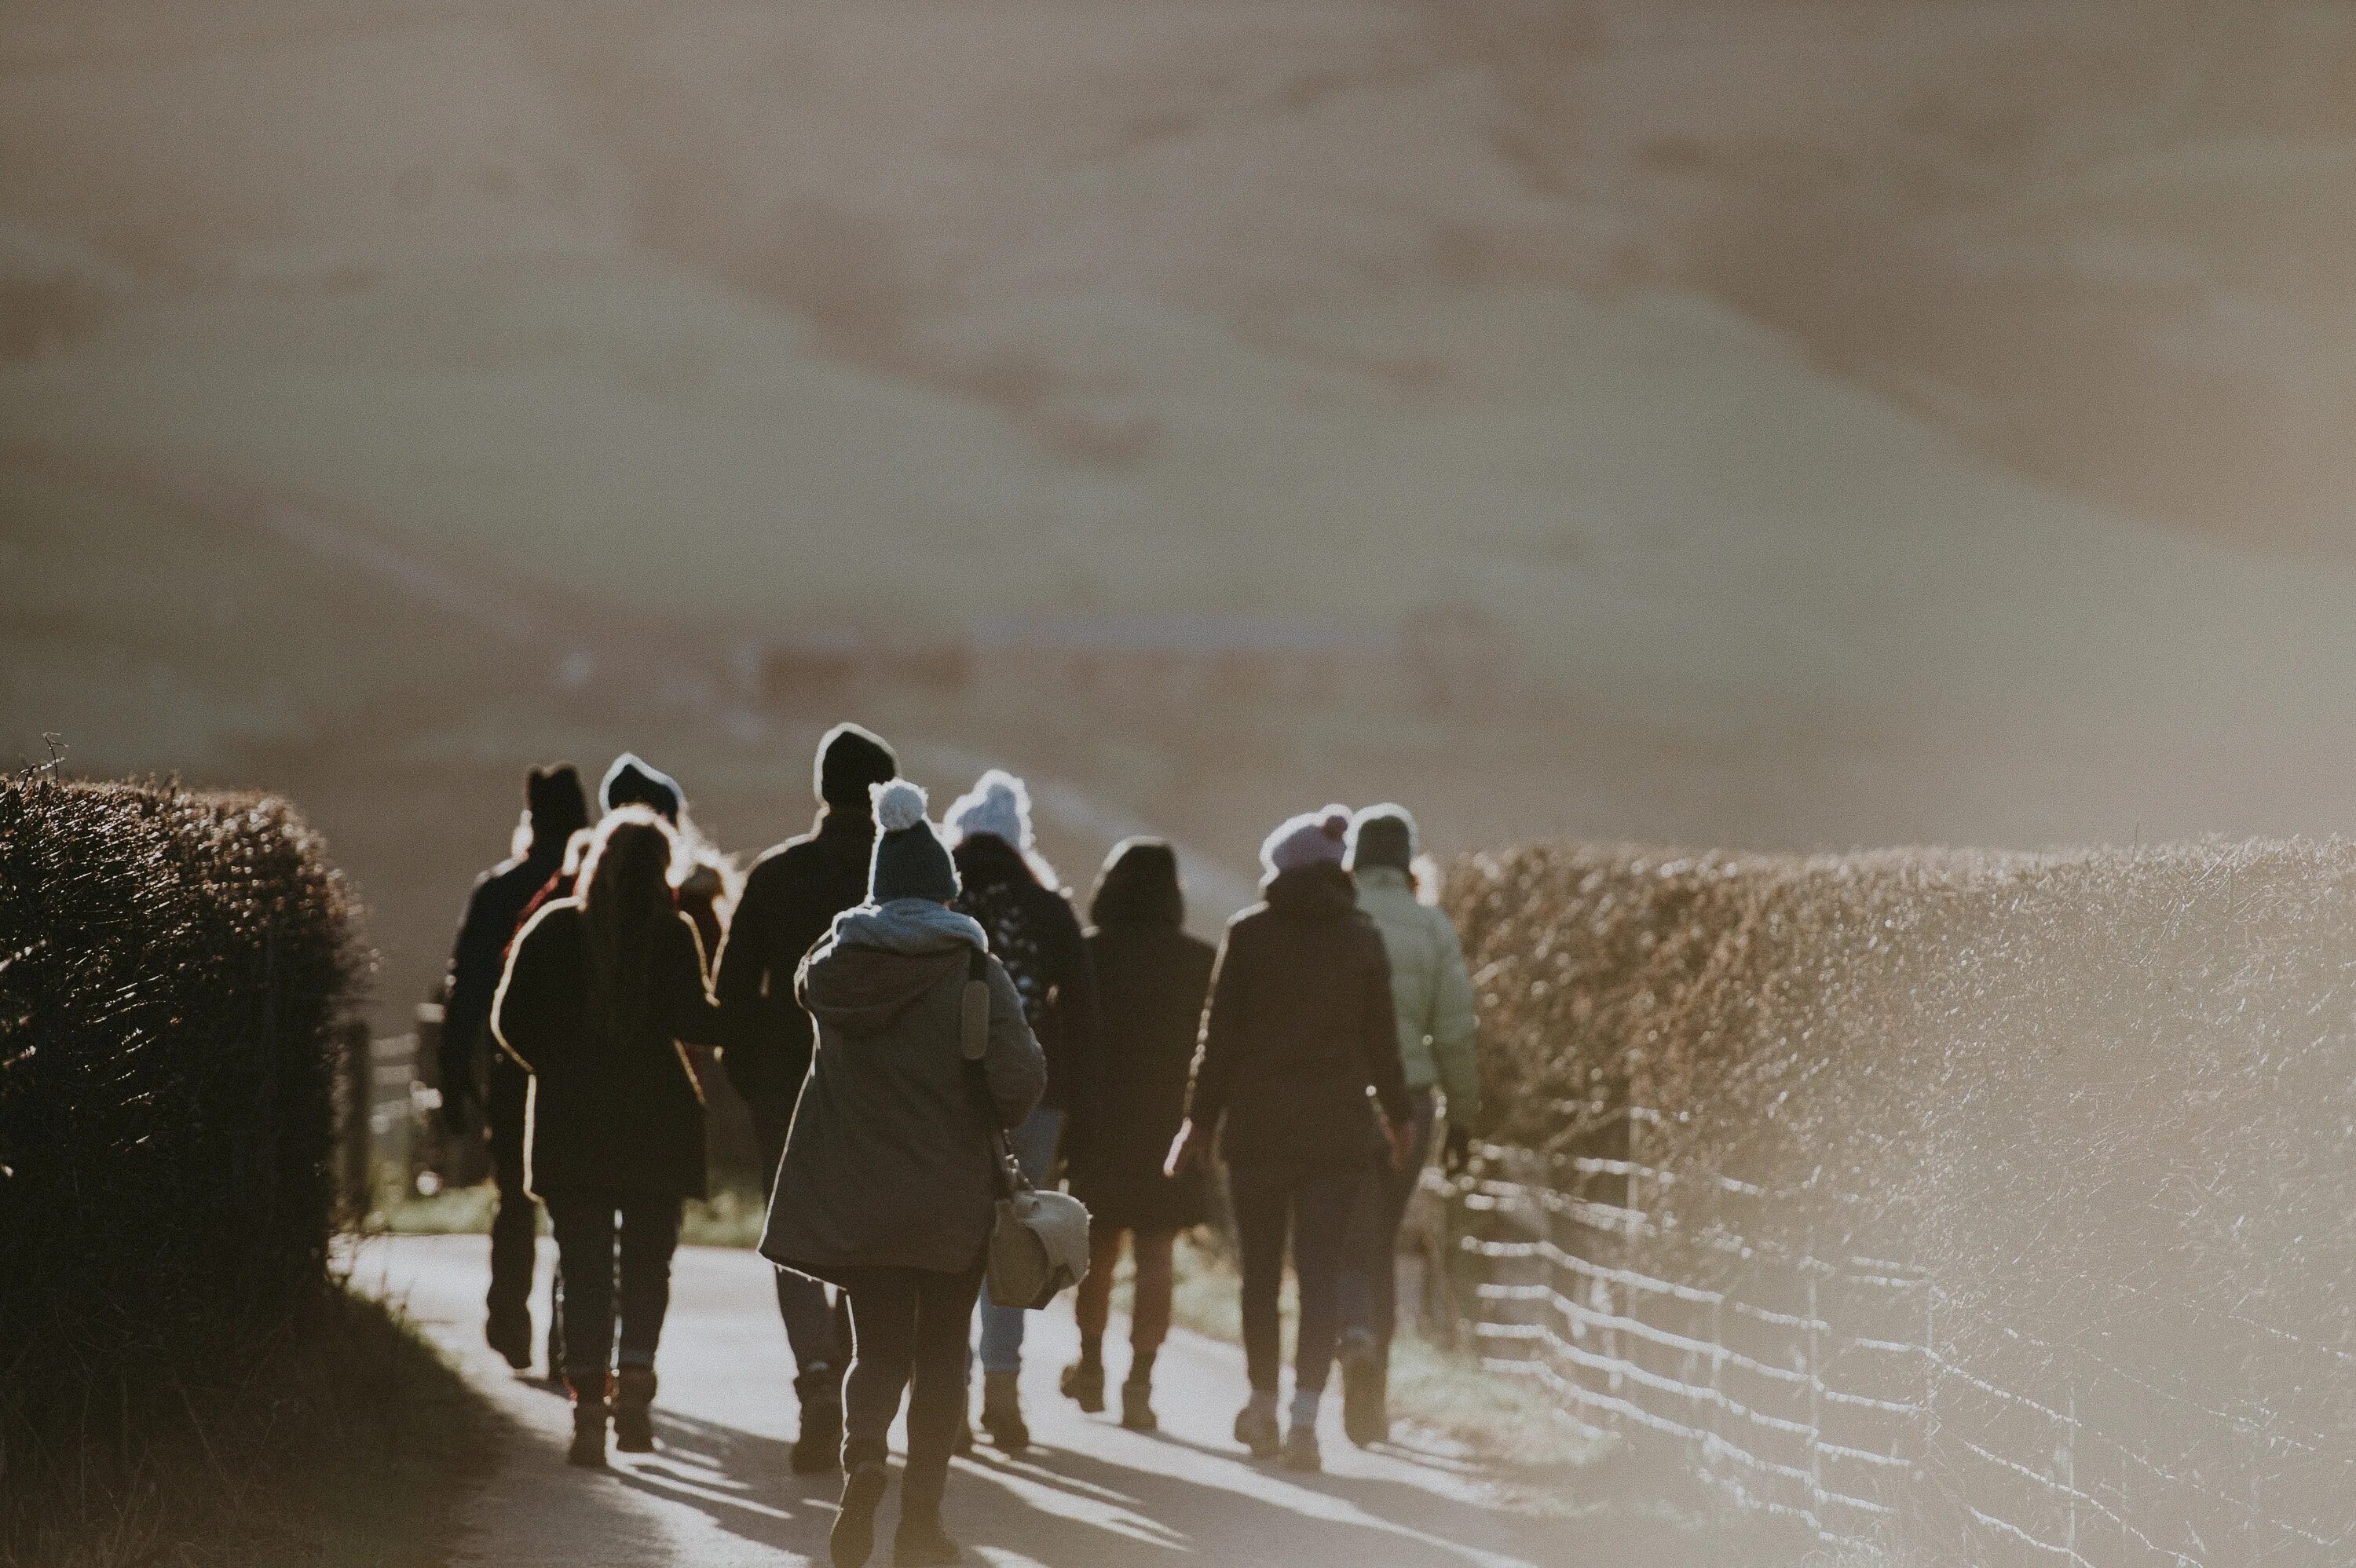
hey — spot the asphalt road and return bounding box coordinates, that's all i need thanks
[347,1234,1780,1568]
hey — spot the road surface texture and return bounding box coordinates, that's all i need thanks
[349,1234,1791,1568]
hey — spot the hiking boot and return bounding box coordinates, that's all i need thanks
[792,1388,843,1475]
[1234,1401,1280,1459]
[979,1370,1030,1452]
[1060,1358,1106,1414]
[891,1515,964,1566]
[486,1303,533,1371]
[831,1460,890,1568]
[566,1390,610,1469]
[1119,1376,1158,1433]
[1281,1422,1323,1473]
[613,1367,658,1453]
[1338,1329,1387,1448]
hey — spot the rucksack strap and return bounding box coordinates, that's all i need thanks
[960,946,1022,1200]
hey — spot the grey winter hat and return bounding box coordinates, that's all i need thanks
[945,768,1033,853]
[1346,804,1417,874]
[867,780,960,903]
[816,722,898,811]
[1260,804,1352,879]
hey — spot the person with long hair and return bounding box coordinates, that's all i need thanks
[440,762,590,1372]
[943,768,1100,1452]
[761,780,1044,1567]
[1061,839,1214,1432]
[1166,806,1411,1473]
[492,806,723,1468]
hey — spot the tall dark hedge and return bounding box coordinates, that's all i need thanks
[0,776,358,1474]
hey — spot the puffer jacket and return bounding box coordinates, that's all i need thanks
[760,899,1046,1284]
[1354,864,1482,1125]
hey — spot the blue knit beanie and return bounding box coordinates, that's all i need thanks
[867,780,960,903]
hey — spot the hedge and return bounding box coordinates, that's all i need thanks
[0,774,358,1488]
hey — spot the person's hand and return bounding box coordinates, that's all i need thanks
[1385,1116,1416,1172]
[1443,1122,1473,1177]
[1163,1118,1207,1179]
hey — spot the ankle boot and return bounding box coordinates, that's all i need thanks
[831,1460,890,1568]
[1059,1356,1106,1413]
[892,1512,964,1566]
[793,1370,843,1475]
[1120,1373,1158,1432]
[979,1370,1029,1452]
[613,1366,657,1453]
[566,1379,610,1469]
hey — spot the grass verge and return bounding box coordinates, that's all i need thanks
[0,1285,501,1568]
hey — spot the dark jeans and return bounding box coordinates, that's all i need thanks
[758,1116,851,1403]
[1230,1158,1366,1397]
[1352,1087,1436,1351]
[485,1065,540,1325]
[840,1263,986,1518]
[544,1190,686,1387]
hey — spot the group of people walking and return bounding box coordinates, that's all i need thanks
[437,723,1480,1566]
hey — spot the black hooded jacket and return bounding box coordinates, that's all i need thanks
[443,844,567,1131]
[1185,862,1409,1169]
[714,807,877,1135]
[952,834,1102,1120]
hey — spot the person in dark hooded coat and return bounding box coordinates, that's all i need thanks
[441,762,591,1371]
[1167,806,1410,1474]
[761,780,1044,1568]
[1059,839,1213,1432]
[712,721,898,1470]
[943,768,1102,1453]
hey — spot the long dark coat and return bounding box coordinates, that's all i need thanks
[1070,921,1215,1232]
[492,901,721,1200]
[760,902,1045,1284]
[712,808,876,1146]
[1185,863,1411,1171]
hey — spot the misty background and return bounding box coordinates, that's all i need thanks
[7,0,2356,1034]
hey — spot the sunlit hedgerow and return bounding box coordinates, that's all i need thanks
[1446,839,2355,1554]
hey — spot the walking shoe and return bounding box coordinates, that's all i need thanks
[1119,1376,1158,1433]
[891,1515,964,1566]
[1234,1402,1281,1459]
[979,1370,1030,1452]
[792,1391,843,1475]
[830,1460,890,1568]
[1281,1422,1323,1473]
[1060,1358,1106,1414]
[486,1304,533,1371]
[566,1392,610,1469]
[1338,1329,1386,1448]
[952,1412,975,1457]
[613,1367,658,1453]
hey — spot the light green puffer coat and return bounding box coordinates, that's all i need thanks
[1354,865,1481,1125]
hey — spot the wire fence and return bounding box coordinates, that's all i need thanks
[1441,1107,2351,1567]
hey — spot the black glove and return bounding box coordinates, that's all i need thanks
[1443,1122,1473,1177]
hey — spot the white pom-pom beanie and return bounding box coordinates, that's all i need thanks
[867,780,960,902]
[945,768,1034,853]
[1260,804,1353,879]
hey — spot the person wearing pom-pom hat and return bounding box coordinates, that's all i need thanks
[761,780,1045,1568]
[1166,805,1412,1473]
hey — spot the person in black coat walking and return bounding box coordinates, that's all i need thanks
[1060,839,1213,1432]
[441,763,590,1372]
[494,807,723,1467]
[944,768,1102,1452]
[712,722,898,1470]
[761,780,1045,1568]
[1167,806,1411,1473]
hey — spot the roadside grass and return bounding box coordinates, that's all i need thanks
[0,1285,502,1568]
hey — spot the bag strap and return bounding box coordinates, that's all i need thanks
[960,946,1026,1201]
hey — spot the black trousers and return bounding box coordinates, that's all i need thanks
[484,1062,539,1325]
[1352,1087,1437,1351]
[1230,1157,1365,1397]
[756,1113,852,1402]
[840,1262,986,1518]
[543,1190,686,1387]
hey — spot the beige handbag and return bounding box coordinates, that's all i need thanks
[961,948,1092,1309]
